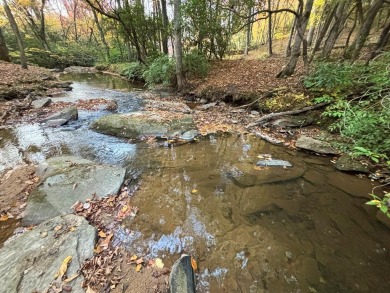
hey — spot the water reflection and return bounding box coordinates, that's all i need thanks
[124,134,390,292]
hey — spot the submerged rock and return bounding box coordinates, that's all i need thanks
[227,162,305,187]
[23,156,125,225]
[256,159,292,167]
[335,154,370,173]
[41,106,78,126]
[0,214,95,293]
[296,135,339,155]
[169,255,196,293]
[64,66,97,73]
[90,111,196,139]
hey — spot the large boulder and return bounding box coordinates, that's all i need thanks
[335,154,370,173]
[0,214,95,293]
[296,135,339,155]
[227,162,305,188]
[23,156,126,225]
[41,106,78,126]
[90,111,196,138]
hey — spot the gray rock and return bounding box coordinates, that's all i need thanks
[256,160,292,167]
[90,111,196,139]
[251,110,260,115]
[169,255,196,293]
[45,118,68,127]
[270,116,313,128]
[180,129,199,141]
[32,97,52,108]
[64,66,96,73]
[335,154,370,173]
[145,99,192,114]
[198,102,217,110]
[23,156,125,225]
[0,214,95,293]
[296,136,339,155]
[227,163,305,188]
[41,106,78,125]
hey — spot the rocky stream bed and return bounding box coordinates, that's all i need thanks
[1,71,390,293]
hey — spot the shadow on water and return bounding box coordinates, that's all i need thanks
[120,134,390,293]
[1,73,390,292]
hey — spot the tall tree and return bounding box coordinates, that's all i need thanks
[174,0,184,89]
[2,0,27,69]
[267,0,273,56]
[161,0,169,54]
[349,0,385,61]
[278,0,314,77]
[0,27,10,61]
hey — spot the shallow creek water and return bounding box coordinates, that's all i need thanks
[1,73,390,292]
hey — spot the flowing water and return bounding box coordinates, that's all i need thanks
[1,73,390,292]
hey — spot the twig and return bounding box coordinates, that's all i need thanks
[236,91,274,109]
[246,102,331,128]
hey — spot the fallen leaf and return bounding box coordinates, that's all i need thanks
[86,286,97,293]
[136,257,144,265]
[0,214,9,221]
[69,227,76,232]
[191,256,197,271]
[121,205,128,212]
[99,233,113,249]
[54,225,62,231]
[98,230,107,238]
[54,256,72,279]
[135,264,142,272]
[73,183,77,191]
[253,166,263,171]
[155,258,164,269]
[191,189,198,194]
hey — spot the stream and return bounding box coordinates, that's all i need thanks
[1,73,390,292]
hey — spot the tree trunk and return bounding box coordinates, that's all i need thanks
[174,0,184,89]
[285,16,296,57]
[349,0,384,61]
[278,0,314,77]
[3,0,27,69]
[267,0,273,56]
[321,1,347,58]
[309,3,338,63]
[244,6,252,55]
[367,20,390,63]
[0,27,10,62]
[92,9,110,61]
[161,0,169,55]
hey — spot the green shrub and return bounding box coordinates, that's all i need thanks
[142,55,176,86]
[308,55,390,157]
[121,62,145,80]
[183,50,209,78]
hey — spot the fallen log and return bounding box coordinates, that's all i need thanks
[255,131,284,145]
[246,102,331,128]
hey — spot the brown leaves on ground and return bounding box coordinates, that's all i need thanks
[0,61,52,87]
[188,57,304,98]
[0,165,39,220]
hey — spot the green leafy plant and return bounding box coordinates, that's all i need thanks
[183,50,209,78]
[366,192,390,217]
[142,55,176,86]
[351,146,388,163]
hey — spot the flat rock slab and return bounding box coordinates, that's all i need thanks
[23,156,126,225]
[64,66,97,73]
[90,111,196,139]
[296,135,339,155]
[335,154,370,173]
[32,97,52,108]
[145,99,192,114]
[256,159,292,167]
[227,162,305,187]
[0,214,95,293]
[41,106,78,125]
